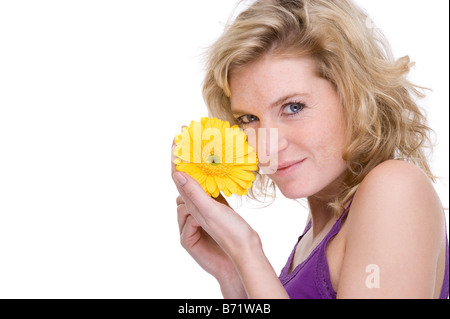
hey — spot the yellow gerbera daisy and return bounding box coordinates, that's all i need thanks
[173,117,258,198]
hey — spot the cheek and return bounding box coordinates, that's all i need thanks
[246,128,277,158]
[315,120,347,167]
[301,110,347,164]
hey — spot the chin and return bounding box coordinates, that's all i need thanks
[279,189,310,200]
[275,180,313,199]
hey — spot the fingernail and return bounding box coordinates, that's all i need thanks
[173,172,187,186]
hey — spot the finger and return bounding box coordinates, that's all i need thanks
[177,202,189,234]
[173,172,214,218]
[171,143,177,175]
[171,125,188,175]
[176,195,184,206]
[215,193,230,208]
[176,177,229,208]
[177,192,202,236]
[176,195,188,234]
[180,215,199,250]
[180,215,201,250]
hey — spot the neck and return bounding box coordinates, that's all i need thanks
[306,171,348,238]
[307,196,337,239]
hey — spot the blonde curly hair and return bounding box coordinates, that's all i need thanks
[202,0,435,215]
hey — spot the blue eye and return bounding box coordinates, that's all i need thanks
[284,103,304,115]
[237,114,259,125]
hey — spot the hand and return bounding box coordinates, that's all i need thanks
[175,193,243,289]
[171,139,289,299]
[171,142,254,298]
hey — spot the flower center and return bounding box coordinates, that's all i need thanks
[206,154,221,167]
[197,154,232,177]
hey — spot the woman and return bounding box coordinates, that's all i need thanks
[171,0,448,299]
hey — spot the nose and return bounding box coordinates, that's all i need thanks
[247,120,287,174]
[257,120,288,156]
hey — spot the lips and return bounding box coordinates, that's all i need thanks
[278,159,304,170]
[275,159,305,176]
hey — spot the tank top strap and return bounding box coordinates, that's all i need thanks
[323,198,354,241]
[339,198,353,221]
[314,198,354,298]
[299,198,353,242]
[280,198,355,298]
[300,219,312,238]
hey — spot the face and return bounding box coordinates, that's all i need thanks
[229,54,348,199]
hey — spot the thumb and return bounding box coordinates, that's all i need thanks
[172,172,215,215]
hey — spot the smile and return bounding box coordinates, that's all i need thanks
[275,159,306,177]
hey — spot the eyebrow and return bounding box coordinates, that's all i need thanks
[231,93,310,116]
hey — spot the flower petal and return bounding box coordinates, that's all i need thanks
[235,185,248,196]
[223,188,232,197]
[206,175,217,195]
[214,176,226,192]
[229,175,249,189]
[211,188,221,198]
[224,178,238,194]
[230,169,256,182]
[231,165,259,171]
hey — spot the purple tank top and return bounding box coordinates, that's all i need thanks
[279,203,450,299]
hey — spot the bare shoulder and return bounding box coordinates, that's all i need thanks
[338,160,446,298]
[350,160,444,227]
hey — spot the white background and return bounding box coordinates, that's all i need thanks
[0,0,448,298]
